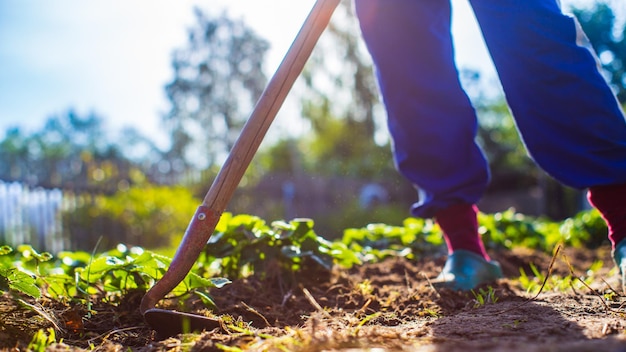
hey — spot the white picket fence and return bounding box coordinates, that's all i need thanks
[0,181,67,253]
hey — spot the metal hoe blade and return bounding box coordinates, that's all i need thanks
[143,308,221,338]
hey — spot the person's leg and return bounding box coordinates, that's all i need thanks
[469,0,626,191]
[587,183,626,288]
[354,0,490,220]
[470,0,626,273]
[587,184,626,249]
[435,203,490,259]
[354,0,489,256]
[355,0,502,290]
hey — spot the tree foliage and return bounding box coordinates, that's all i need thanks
[62,184,200,250]
[464,1,626,192]
[294,0,396,179]
[572,1,626,103]
[459,70,538,191]
[163,8,269,169]
[0,110,142,190]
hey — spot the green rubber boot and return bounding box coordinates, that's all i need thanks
[433,250,503,291]
[613,240,626,291]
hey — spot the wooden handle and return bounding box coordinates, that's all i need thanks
[141,0,340,314]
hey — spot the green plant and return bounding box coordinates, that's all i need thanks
[478,208,602,252]
[342,217,444,262]
[75,245,229,308]
[27,328,58,352]
[355,279,374,296]
[62,184,200,250]
[479,209,547,250]
[199,214,360,281]
[503,319,526,329]
[352,312,382,336]
[517,261,598,295]
[0,207,618,351]
[0,243,230,310]
[324,201,411,240]
[471,286,499,308]
[0,245,47,298]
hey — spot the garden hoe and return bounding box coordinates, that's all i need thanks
[140,0,340,338]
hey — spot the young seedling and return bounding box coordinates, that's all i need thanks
[502,319,526,329]
[27,328,57,352]
[471,286,499,308]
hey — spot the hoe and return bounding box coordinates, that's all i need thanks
[140,0,340,337]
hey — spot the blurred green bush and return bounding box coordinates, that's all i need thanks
[62,185,199,251]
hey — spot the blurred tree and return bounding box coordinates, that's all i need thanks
[0,109,141,191]
[463,69,585,219]
[0,127,30,182]
[296,0,396,180]
[466,1,626,208]
[34,111,110,185]
[572,1,626,103]
[460,70,538,191]
[163,8,269,171]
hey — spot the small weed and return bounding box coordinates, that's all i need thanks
[518,269,579,295]
[355,279,374,296]
[27,328,57,352]
[383,291,401,308]
[471,286,499,308]
[216,344,244,352]
[503,319,526,329]
[352,312,382,336]
[419,308,441,317]
[518,262,557,295]
[517,255,604,295]
[604,290,619,301]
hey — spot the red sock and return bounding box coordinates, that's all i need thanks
[587,183,626,249]
[435,203,490,260]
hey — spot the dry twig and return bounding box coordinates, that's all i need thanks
[240,301,271,327]
[493,244,562,315]
[302,287,331,318]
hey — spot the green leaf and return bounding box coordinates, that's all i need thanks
[16,245,53,262]
[184,272,214,289]
[1,268,41,298]
[193,290,218,310]
[0,245,12,256]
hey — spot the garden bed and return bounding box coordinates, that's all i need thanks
[2,245,625,351]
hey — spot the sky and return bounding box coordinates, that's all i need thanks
[0,0,601,150]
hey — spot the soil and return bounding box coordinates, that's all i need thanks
[2,245,626,351]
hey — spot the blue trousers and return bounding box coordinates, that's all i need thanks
[355,0,626,217]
